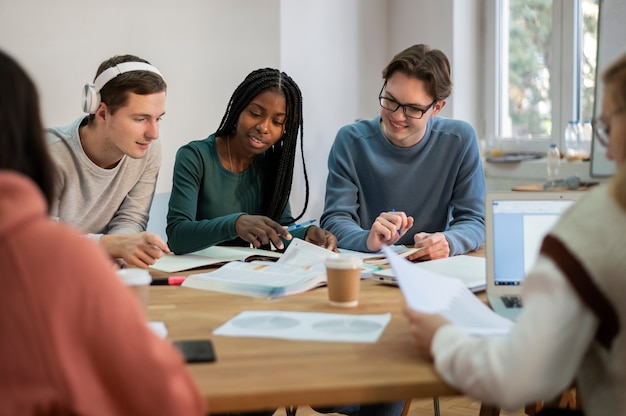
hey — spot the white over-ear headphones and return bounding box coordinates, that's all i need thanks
[81,61,162,114]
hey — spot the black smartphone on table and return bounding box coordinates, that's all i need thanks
[173,339,217,363]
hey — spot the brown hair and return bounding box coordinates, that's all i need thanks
[89,54,166,122]
[382,44,452,101]
[603,53,626,209]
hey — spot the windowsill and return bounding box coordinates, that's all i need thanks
[484,157,594,181]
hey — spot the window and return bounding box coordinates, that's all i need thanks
[485,0,599,153]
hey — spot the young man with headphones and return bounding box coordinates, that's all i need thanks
[47,54,170,268]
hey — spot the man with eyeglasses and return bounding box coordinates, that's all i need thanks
[320,44,485,261]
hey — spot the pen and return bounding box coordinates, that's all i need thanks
[392,209,402,234]
[285,219,317,232]
[151,276,186,286]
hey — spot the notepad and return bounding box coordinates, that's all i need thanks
[149,245,282,273]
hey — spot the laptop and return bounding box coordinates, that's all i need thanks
[485,191,581,321]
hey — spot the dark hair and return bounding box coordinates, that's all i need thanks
[382,44,452,101]
[89,54,167,122]
[214,68,309,222]
[0,50,56,209]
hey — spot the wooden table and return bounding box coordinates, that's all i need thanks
[148,262,465,413]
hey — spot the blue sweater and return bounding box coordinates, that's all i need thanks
[320,115,485,255]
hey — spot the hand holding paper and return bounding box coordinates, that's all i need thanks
[382,246,513,336]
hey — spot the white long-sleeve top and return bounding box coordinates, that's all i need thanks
[432,256,597,410]
[432,184,626,414]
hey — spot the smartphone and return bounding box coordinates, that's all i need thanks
[173,339,217,363]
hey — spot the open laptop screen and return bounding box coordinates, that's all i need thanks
[491,198,578,286]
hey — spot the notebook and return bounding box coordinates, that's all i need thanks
[372,255,486,293]
[485,191,581,321]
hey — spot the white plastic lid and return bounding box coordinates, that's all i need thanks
[116,268,151,286]
[325,255,362,269]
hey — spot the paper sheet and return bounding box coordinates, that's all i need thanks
[213,311,391,343]
[382,246,512,336]
[373,255,486,292]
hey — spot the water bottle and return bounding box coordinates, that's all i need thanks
[546,143,561,182]
[564,120,582,161]
[580,119,592,159]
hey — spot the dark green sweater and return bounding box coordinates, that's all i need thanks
[166,135,305,254]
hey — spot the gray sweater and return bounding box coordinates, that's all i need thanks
[46,117,160,235]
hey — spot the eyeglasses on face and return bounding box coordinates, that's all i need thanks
[378,85,437,120]
[592,108,626,147]
[592,117,610,147]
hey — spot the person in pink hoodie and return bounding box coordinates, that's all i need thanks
[0,50,206,415]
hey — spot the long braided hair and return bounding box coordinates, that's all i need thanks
[214,68,309,222]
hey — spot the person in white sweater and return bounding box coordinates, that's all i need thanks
[403,53,626,415]
[47,54,170,268]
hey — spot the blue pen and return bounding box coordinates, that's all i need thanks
[392,208,402,234]
[285,219,316,232]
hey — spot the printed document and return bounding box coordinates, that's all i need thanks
[214,311,391,343]
[382,246,512,336]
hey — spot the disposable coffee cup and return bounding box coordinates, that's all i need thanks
[325,256,362,307]
[116,268,151,312]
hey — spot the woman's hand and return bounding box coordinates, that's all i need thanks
[403,306,451,357]
[235,215,291,249]
[304,226,338,252]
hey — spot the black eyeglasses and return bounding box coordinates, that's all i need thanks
[592,108,626,147]
[378,85,437,120]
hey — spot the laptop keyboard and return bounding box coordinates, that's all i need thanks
[501,296,523,308]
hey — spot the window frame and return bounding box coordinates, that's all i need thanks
[483,0,585,154]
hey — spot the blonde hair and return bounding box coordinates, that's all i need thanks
[603,54,626,209]
[610,164,626,209]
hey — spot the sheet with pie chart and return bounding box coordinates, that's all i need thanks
[213,311,391,343]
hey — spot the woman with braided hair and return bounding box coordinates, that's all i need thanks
[166,68,336,254]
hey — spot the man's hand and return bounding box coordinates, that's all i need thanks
[100,232,170,269]
[235,215,291,250]
[366,211,414,251]
[304,226,338,252]
[408,232,450,261]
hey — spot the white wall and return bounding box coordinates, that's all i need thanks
[284,0,484,222]
[1,0,482,220]
[0,0,282,195]
[388,0,483,127]
[281,0,388,222]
